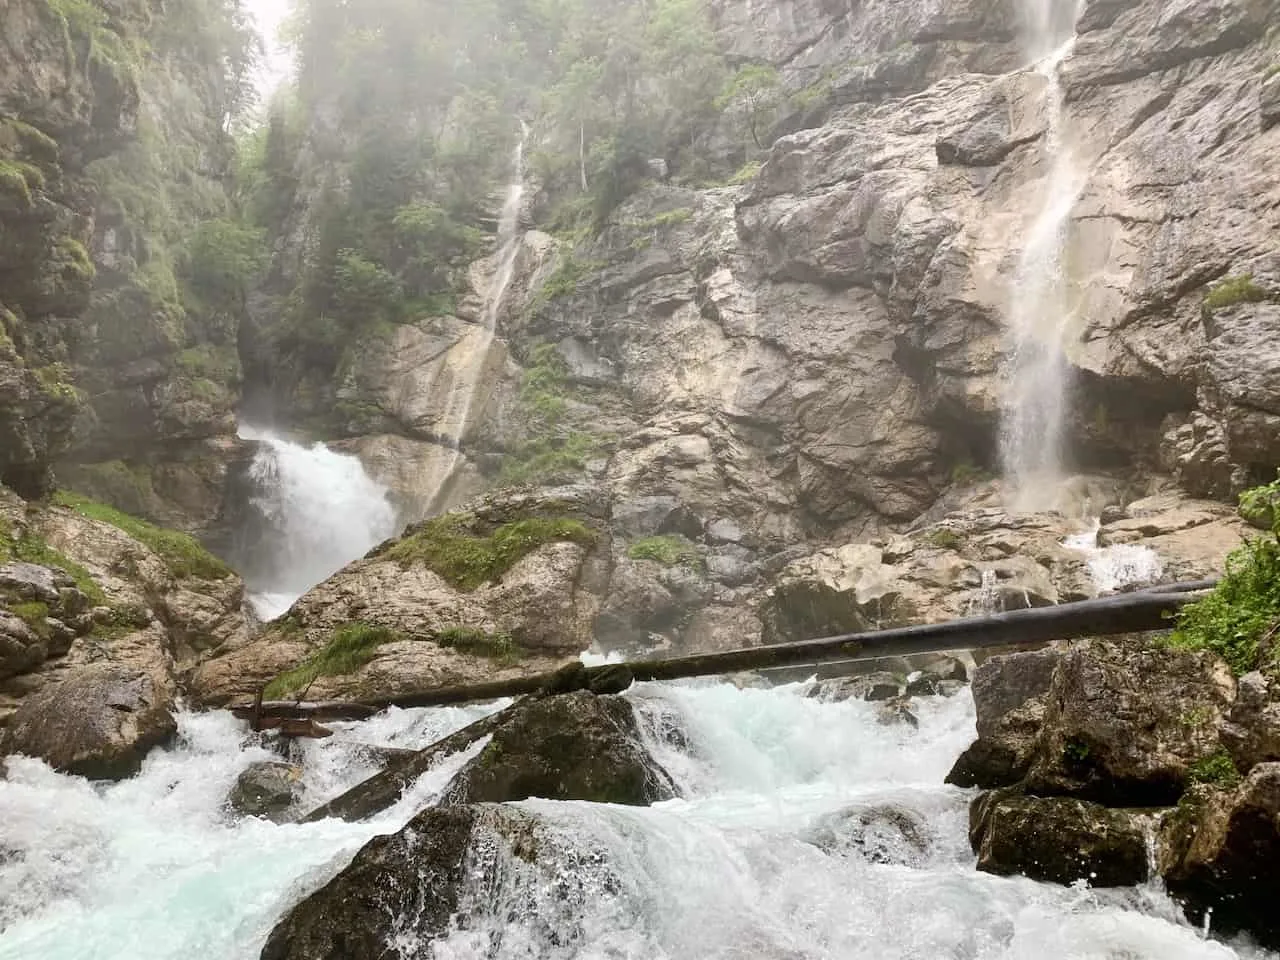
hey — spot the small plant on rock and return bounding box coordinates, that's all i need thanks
[1202,275,1269,317]
[627,535,702,568]
[263,622,402,699]
[1188,750,1241,787]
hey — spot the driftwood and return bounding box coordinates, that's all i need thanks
[236,580,1213,726]
[297,703,521,823]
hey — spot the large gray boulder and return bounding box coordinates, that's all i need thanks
[1,663,177,779]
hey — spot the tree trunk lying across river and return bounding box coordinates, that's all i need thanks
[233,580,1214,726]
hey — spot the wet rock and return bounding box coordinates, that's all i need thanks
[946,648,1062,789]
[441,691,676,806]
[229,761,301,820]
[1158,765,1280,946]
[0,611,44,681]
[0,664,176,779]
[875,698,918,729]
[805,804,929,865]
[1219,671,1280,773]
[541,660,588,695]
[587,664,634,695]
[970,789,1149,888]
[1026,642,1235,806]
[809,671,901,703]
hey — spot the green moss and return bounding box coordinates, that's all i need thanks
[0,160,40,207]
[263,622,403,699]
[500,433,601,486]
[1166,477,1280,676]
[34,363,79,404]
[0,117,59,166]
[9,600,51,639]
[434,625,522,663]
[380,513,598,591]
[1188,750,1241,787]
[45,0,143,81]
[1202,275,1270,316]
[627,535,702,568]
[924,528,964,550]
[52,491,232,580]
[0,517,106,605]
[637,207,693,229]
[536,251,604,304]
[176,345,240,383]
[728,160,762,186]
[949,460,991,487]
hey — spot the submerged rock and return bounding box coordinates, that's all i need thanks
[805,804,930,865]
[1158,764,1280,947]
[970,789,1149,888]
[0,664,176,779]
[229,761,301,821]
[441,691,676,806]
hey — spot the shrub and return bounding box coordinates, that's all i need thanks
[53,491,232,580]
[380,513,598,590]
[627,535,701,568]
[1240,472,1280,531]
[1188,750,1241,787]
[264,622,402,699]
[924,528,964,550]
[1202,275,1269,316]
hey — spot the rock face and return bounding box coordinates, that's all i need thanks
[1158,766,1280,947]
[229,762,302,821]
[0,663,176,779]
[441,692,677,806]
[970,789,1149,888]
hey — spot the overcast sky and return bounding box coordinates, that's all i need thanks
[247,0,294,97]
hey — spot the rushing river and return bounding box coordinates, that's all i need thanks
[0,681,1271,959]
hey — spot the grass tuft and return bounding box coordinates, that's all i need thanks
[263,622,402,699]
[627,535,702,568]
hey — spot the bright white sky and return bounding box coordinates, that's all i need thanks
[246,0,295,97]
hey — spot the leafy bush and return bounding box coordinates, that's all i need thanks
[183,219,266,308]
[264,622,402,699]
[627,535,702,568]
[53,491,232,580]
[381,513,598,590]
[1188,750,1241,787]
[331,249,403,321]
[1240,472,1280,531]
[1167,478,1280,675]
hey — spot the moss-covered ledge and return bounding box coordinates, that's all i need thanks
[375,511,598,591]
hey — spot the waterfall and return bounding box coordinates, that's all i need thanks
[235,424,399,620]
[998,0,1088,510]
[1064,521,1165,594]
[0,683,1261,959]
[426,121,528,509]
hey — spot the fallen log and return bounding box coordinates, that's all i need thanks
[297,702,520,823]
[236,580,1213,723]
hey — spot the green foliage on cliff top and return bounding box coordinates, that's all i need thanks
[52,491,232,580]
[1168,478,1280,676]
[627,535,701,568]
[264,622,402,699]
[381,512,597,591]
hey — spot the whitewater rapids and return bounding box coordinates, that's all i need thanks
[0,682,1272,959]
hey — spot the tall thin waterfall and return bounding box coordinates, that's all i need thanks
[426,122,528,509]
[236,424,398,620]
[998,0,1087,510]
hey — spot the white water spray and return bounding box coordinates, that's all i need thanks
[999,0,1088,510]
[237,424,399,620]
[1064,521,1165,594]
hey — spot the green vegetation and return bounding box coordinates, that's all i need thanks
[924,528,964,550]
[9,600,51,639]
[1188,750,1241,787]
[500,433,600,486]
[52,492,232,580]
[0,515,106,604]
[950,460,991,487]
[45,0,143,82]
[727,160,763,186]
[1166,478,1280,676]
[717,64,781,150]
[381,512,597,590]
[627,535,702,568]
[0,159,45,207]
[1202,275,1270,316]
[434,625,522,663]
[263,622,403,699]
[536,251,605,305]
[1063,737,1091,763]
[1240,472,1280,531]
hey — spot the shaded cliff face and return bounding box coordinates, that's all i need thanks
[0,0,256,529]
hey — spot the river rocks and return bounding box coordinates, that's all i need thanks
[441,692,677,806]
[1158,766,1280,947]
[229,761,301,820]
[970,790,1149,888]
[947,648,1061,789]
[0,663,176,779]
[1026,643,1235,807]
[805,803,930,865]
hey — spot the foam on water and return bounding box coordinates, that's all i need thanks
[0,683,1271,959]
[1065,521,1165,593]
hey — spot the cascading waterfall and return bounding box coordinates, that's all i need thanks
[1,680,1270,959]
[998,0,1088,509]
[1064,520,1165,594]
[426,121,529,509]
[236,424,399,620]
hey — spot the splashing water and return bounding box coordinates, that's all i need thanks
[999,0,1088,510]
[236,424,399,620]
[1064,521,1165,593]
[1,683,1270,959]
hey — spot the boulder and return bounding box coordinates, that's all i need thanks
[1,664,176,779]
[0,611,44,680]
[1158,764,1280,947]
[229,761,301,820]
[946,648,1061,789]
[440,692,677,806]
[1219,671,1280,774]
[805,803,930,865]
[970,789,1149,888]
[1025,642,1235,806]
